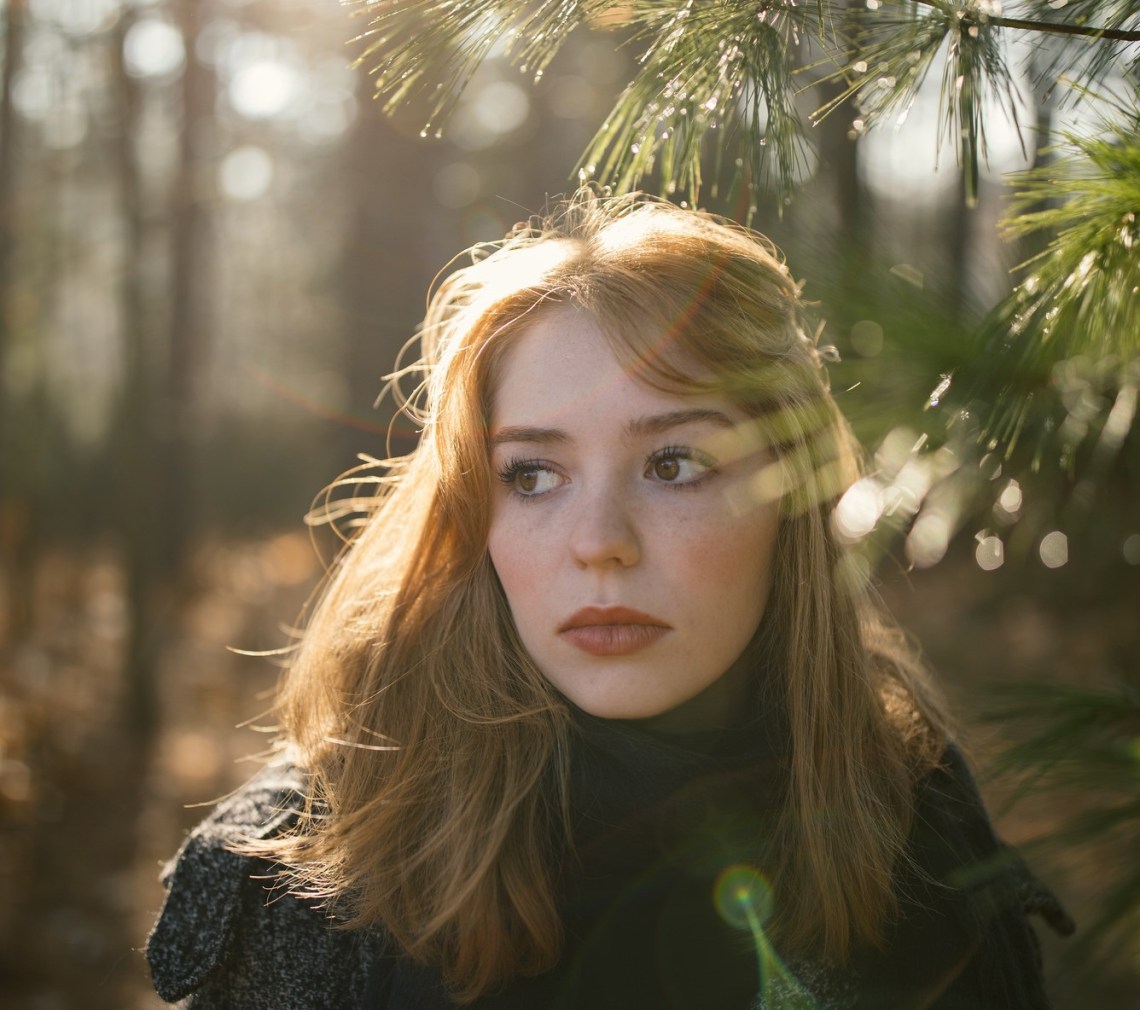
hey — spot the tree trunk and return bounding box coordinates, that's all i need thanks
[338,84,436,471]
[162,0,215,576]
[0,0,29,639]
[110,7,161,735]
[814,2,871,325]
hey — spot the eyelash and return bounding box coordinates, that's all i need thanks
[496,447,717,500]
[646,446,717,489]
[497,457,562,503]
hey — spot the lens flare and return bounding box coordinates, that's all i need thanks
[714,864,773,932]
[712,865,820,1009]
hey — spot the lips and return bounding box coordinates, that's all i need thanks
[558,606,672,656]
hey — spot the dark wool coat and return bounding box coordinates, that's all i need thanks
[146,723,1073,1010]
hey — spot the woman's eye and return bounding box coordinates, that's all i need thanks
[499,461,564,497]
[646,448,714,485]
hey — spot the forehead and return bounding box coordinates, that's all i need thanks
[489,304,718,429]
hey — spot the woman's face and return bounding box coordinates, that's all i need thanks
[486,304,780,728]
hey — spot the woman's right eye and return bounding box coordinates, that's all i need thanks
[497,460,565,497]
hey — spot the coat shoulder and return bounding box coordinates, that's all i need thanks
[876,743,1074,1009]
[145,761,375,1009]
[914,744,1074,937]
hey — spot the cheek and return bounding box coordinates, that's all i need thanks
[487,507,542,604]
[679,510,779,615]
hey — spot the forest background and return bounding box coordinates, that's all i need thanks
[0,0,1137,1007]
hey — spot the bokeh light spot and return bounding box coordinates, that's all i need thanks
[123,18,186,80]
[220,145,273,201]
[906,511,951,568]
[477,80,530,131]
[1123,534,1140,566]
[979,453,1002,480]
[230,59,298,119]
[833,477,883,541]
[451,78,531,149]
[975,534,1004,571]
[1039,531,1069,569]
[850,319,884,358]
[997,479,1022,515]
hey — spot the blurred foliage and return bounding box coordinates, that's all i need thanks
[985,671,1140,963]
[356,0,1140,204]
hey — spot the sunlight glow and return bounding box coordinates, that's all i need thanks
[229,59,299,119]
[123,18,186,79]
[833,478,883,542]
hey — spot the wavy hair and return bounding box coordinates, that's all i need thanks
[254,191,949,1002]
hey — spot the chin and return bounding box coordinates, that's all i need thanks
[566,692,676,722]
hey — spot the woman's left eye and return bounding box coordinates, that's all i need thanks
[645,447,715,485]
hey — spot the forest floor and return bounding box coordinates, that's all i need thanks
[0,532,1136,1009]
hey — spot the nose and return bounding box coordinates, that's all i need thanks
[569,483,641,570]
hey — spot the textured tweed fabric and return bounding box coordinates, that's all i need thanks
[146,738,1073,1009]
[146,763,378,1009]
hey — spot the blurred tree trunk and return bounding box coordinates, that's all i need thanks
[111,1,215,733]
[946,172,972,323]
[0,0,28,639]
[815,1,871,326]
[338,85,435,469]
[0,0,22,416]
[161,0,214,574]
[110,7,162,733]
[818,85,869,315]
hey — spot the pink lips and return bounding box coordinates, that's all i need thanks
[557,606,672,656]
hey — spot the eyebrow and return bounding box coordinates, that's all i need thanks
[627,408,736,437]
[489,408,736,448]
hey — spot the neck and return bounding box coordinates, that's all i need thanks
[628,649,756,737]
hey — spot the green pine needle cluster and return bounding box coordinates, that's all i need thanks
[576,1,821,206]
[969,90,1140,471]
[348,0,614,137]
[1004,99,1140,364]
[350,0,1138,207]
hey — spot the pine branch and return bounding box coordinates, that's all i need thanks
[813,1,1026,205]
[907,0,1140,41]
[986,14,1139,41]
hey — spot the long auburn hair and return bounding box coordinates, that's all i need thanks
[254,191,949,1002]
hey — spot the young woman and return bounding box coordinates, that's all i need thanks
[146,192,1071,1009]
